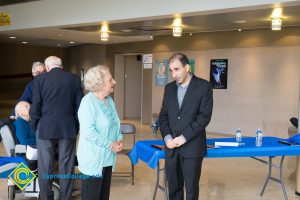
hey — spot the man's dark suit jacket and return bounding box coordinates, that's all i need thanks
[159,75,213,158]
[30,68,83,139]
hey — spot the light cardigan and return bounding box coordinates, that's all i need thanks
[77,92,123,176]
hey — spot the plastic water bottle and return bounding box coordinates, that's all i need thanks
[256,128,263,147]
[236,128,242,143]
[151,123,157,134]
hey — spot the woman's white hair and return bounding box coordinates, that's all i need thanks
[84,65,110,92]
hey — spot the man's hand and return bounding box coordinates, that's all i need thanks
[173,135,187,147]
[165,139,176,149]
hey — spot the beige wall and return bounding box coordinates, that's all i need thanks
[106,26,300,136]
[0,43,63,91]
[63,44,106,75]
[151,47,300,137]
[24,26,298,136]
[0,43,63,75]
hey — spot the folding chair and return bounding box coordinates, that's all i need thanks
[114,123,136,185]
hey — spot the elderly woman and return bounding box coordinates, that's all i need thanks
[13,101,36,145]
[77,65,123,200]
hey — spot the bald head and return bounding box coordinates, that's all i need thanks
[45,56,62,72]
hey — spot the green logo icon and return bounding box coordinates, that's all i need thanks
[8,162,36,190]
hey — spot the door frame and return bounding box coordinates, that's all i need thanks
[114,53,143,122]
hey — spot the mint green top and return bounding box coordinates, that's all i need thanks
[77,92,123,176]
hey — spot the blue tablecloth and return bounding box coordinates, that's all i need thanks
[0,156,26,178]
[129,137,300,169]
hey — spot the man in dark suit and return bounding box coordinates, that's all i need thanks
[159,53,213,200]
[30,56,83,200]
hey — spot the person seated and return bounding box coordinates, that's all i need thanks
[13,101,36,145]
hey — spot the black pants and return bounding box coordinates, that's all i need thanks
[37,138,76,200]
[81,166,112,200]
[165,152,203,200]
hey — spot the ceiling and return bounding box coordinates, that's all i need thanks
[0,0,39,6]
[0,4,300,48]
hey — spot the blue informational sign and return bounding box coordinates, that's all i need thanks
[155,60,169,86]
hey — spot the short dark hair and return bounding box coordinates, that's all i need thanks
[169,53,190,67]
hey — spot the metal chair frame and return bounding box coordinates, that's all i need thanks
[114,123,136,185]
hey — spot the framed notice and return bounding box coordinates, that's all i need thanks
[210,59,228,89]
[155,60,168,86]
[143,54,153,64]
[189,59,195,74]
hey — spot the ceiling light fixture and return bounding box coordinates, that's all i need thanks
[238,29,242,32]
[172,17,182,37]
[22,41,28,44]
[272,18,282,30]
[234,20,247,24]
[69,41,75,44]
[271,8,283,31]
[271,7,282,19]
[100,23,109,41]
[9,36,16,39]
[121,29,132,32]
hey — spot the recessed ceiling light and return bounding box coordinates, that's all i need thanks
[58,34,63,37]
[22,41,28,44]
[69,41,75,44]
[9,36,16,39]
[150,36,153,39]
[189,33,192,36]
[122,29,132,32]
[238,29,242,32]
[234,20,247,24]
[271,8,283,31]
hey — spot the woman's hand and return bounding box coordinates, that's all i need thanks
[117,141,123,152]
[110,141,123,152]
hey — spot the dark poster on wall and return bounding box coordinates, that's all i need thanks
[210,59,228,89]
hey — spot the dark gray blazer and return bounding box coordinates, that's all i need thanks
[30,68,83,139]
[159,75,213,158]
